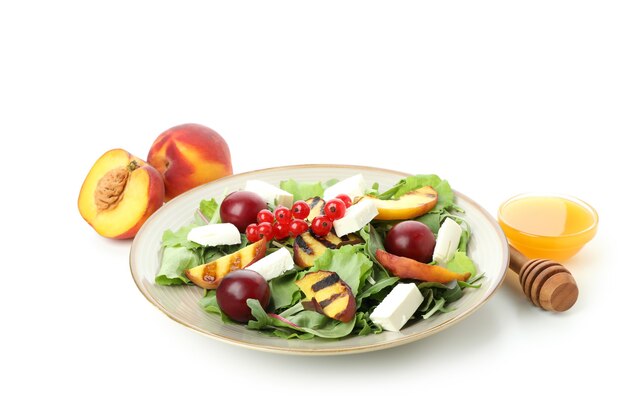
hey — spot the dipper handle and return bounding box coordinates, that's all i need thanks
[508,245,579,312]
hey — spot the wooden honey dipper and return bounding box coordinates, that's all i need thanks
[508,245,579,312]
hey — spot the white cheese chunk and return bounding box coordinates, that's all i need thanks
[332,199,379,237]
[244,179,293,207]
[370,283,424,332]
[245,247,295,281]
[433,218,463,264]
[187,223,241,247]
[323,174,366,201]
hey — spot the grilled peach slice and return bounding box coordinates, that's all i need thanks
[304,197,325,222]
[184,238,267,289]
[293,231,363,268]
[375,249,470,283]
[358,186,438,220]
[296,270,356,322]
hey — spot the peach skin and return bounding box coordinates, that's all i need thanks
[78,149,165,239]
[147,123,233,200]
[376,249,470,283]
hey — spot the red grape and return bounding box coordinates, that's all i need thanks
[384,220,435,263]
[289,219,308,237]
[311,215,332,236]
[274,206,292,224]
[324,198,347,220]
[245,223,260,243]
[216,270,270,322]
[220,191,267,232]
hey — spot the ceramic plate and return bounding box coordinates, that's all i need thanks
[130,165,509,355]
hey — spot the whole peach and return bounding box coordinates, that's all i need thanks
[147,123,233,200]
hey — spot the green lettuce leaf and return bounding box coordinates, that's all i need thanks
[377,174,454,211]
[161,225,201,250]
[155,246,200,285]
[279,179,325,201]
[307,245,373,295]
[446,251,477,277]
[198,198,220,224]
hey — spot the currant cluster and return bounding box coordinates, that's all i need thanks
[245,200,311,242]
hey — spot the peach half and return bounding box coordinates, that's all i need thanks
[78,149,165,239]
[147,123,233,200]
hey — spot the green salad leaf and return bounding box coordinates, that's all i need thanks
[306,244,373,295]
[247,299,356,339]
[155,246,200,285]
[161,225,201,250]
[377,174,454,212]
[268,270,301,310]
[445,251,477,277]
[279,179,325,201]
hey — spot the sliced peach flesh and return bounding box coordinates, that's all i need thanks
[362,186,438,220]
[78,149,162,239]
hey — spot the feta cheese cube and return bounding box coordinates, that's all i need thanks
[187,223,241,247]
[332,199,378,237]
[370,283,424,331]
[323,174,366,201]
[433,218,463,264]
[245,247,295,281]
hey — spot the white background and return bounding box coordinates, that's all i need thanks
[1,1,623,415]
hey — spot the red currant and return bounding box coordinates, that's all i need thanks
[257,209,274,224]
[257,222,274,241]
[289,219,308,237]
[291,200,310,220]
[274,206,292,225]
[311,215,333,236]
[273,222,290,240]
[335,193,352,209]
[245,223,260,243]
[324,198,347,221]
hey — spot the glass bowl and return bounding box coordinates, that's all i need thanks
[498,193,598,261]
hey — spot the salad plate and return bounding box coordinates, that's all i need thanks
[130,164,509,355]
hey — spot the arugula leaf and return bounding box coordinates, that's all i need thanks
[155,246,200,285]
[416,212,442,234]
[279,179,325,201]
[268,270,301,309]
[247,299,356,339]
[360,224,389,277]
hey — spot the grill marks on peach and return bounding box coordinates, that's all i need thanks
[305,197,326,222]
[184,238,267,289]
[296,271,357,323]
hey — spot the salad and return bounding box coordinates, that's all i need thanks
[155,174,482,340]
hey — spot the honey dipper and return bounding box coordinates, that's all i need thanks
[508,245,579,312]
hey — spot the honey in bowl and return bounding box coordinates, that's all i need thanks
[498,194,598,261]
